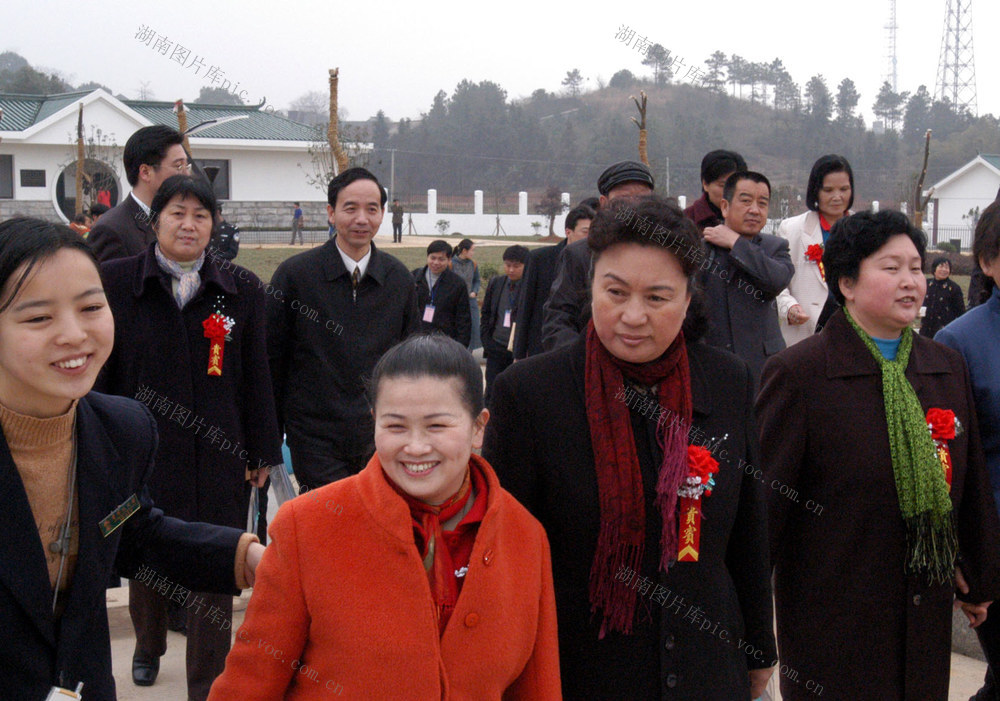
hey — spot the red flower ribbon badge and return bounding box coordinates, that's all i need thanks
[805,244,825,282]
[202,313,235,376]
[677,446,720,563]
[926,408,961,490]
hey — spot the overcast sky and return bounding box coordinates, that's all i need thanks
[5,0,997,124]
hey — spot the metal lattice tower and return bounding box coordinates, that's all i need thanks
[935,0,977,115]
[884,0,898,92]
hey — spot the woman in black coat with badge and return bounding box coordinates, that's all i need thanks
[97,175,282,700]
[483,196,776,700]
[0,217,262,701]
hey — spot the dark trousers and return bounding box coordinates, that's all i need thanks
[484,349,513,407]
[289,221,303,245]
[289,443,373,492]
[130,579,232,701]
[975,602,1000,698]
[392,221,403,242]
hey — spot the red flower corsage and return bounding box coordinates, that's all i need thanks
[677,446,720,562]
[203,313,235,376]
[926,408,961,490]
[805,243,825,282]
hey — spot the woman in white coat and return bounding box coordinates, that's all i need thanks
[776,155,854,346]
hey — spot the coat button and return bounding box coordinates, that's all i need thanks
[664,634,676,651]
[464,612,480,628]
[482,549,494,566]
[666,673,678,688]
[913,595,921,606]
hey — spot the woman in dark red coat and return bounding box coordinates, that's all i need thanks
[97,175,282,700]
[485,196,776,700]
[757,209,1000,700]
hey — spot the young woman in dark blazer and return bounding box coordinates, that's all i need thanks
[0,217,262,700]
[484,196,776,700]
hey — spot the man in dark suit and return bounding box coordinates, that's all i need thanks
[513,204,593,360]
[267,168,420,490]
[412,239,472,345]
[88,125,188,262]
[481,245,530,404]
[700,171,794,384]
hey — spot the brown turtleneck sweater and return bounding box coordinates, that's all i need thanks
[1,400,79,613]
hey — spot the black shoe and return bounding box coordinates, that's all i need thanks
[132,654,159,686]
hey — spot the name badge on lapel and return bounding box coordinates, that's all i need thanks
[99,494,141,537]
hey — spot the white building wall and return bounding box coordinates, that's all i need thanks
[933,163,1000,229]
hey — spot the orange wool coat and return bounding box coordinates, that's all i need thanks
[208,454,561,700]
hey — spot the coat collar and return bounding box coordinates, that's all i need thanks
[321,237,390,285]
[132,243,237,299]
[822,309,954,384]
[355,452,505,548]
[123,194,154,236]
[0,395,125,651]
[567,332,712,418]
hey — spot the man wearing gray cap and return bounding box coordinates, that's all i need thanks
[540,161,654,352]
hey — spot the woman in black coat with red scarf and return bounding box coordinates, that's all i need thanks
[484,196,775,700]
[97,175,282,700]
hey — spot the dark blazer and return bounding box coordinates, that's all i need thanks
[267,238,420,458]
[483,335,776,700]
[0,393,245,701]
[757,310,1000,700]
[480,274,516,360]
[541,239,590,353]
[699,234,793,384]
[87,194,156,263]
[412,265,471,345]
[97,245,282,528]
[513,239,565,359]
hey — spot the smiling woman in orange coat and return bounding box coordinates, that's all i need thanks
[208,334,561,700]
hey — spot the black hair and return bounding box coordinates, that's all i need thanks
[368,334,484,418]
[588,195,709,341]
[565,205,596,233]
[930,256,951,273]
[293,201,300,206]
[722,171,771,203]
[972,200,1000,301]
[123,125,185,187]
[577,196,601,211]
[88,203,110,218]
[502,245,530,264]
[0,218,98,314]
[700,150,748,188]
[426,239,453,257]
[806,154,855,212]
[150,175,219,226]
[327,167,387,209]
[824,210,926,305]
[454,238,475,256]
[72,213,89,225]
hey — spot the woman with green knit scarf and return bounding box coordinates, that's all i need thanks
[756,209,1000,700]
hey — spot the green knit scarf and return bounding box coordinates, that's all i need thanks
[845,308,957,583]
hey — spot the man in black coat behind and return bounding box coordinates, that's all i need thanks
[412,239,471,345]
[481,245,530,404]
[267,168,420,490]
[88,125,189,262]
[513,204,593,360]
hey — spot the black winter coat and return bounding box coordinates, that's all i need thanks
[483,335,776,700]
[0,393,246,701]
[267,238,420,457]
[412,265,472,345]
[513,239,566,359]
[97,245,282,528]
[87,195,156,263]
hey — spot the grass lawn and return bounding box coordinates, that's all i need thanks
[234,244,546,285]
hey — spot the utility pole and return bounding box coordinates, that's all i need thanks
[389,148,396,202]
[664,157,670,196]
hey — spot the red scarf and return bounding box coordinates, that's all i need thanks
[584,320,692,637]
[386,457,489,634]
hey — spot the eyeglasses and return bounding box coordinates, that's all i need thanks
[154,161,192,174]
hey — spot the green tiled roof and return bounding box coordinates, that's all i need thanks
[0,90,320,142]
[982,154,1000,172]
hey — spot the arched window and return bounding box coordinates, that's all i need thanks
[54,159,121,221]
